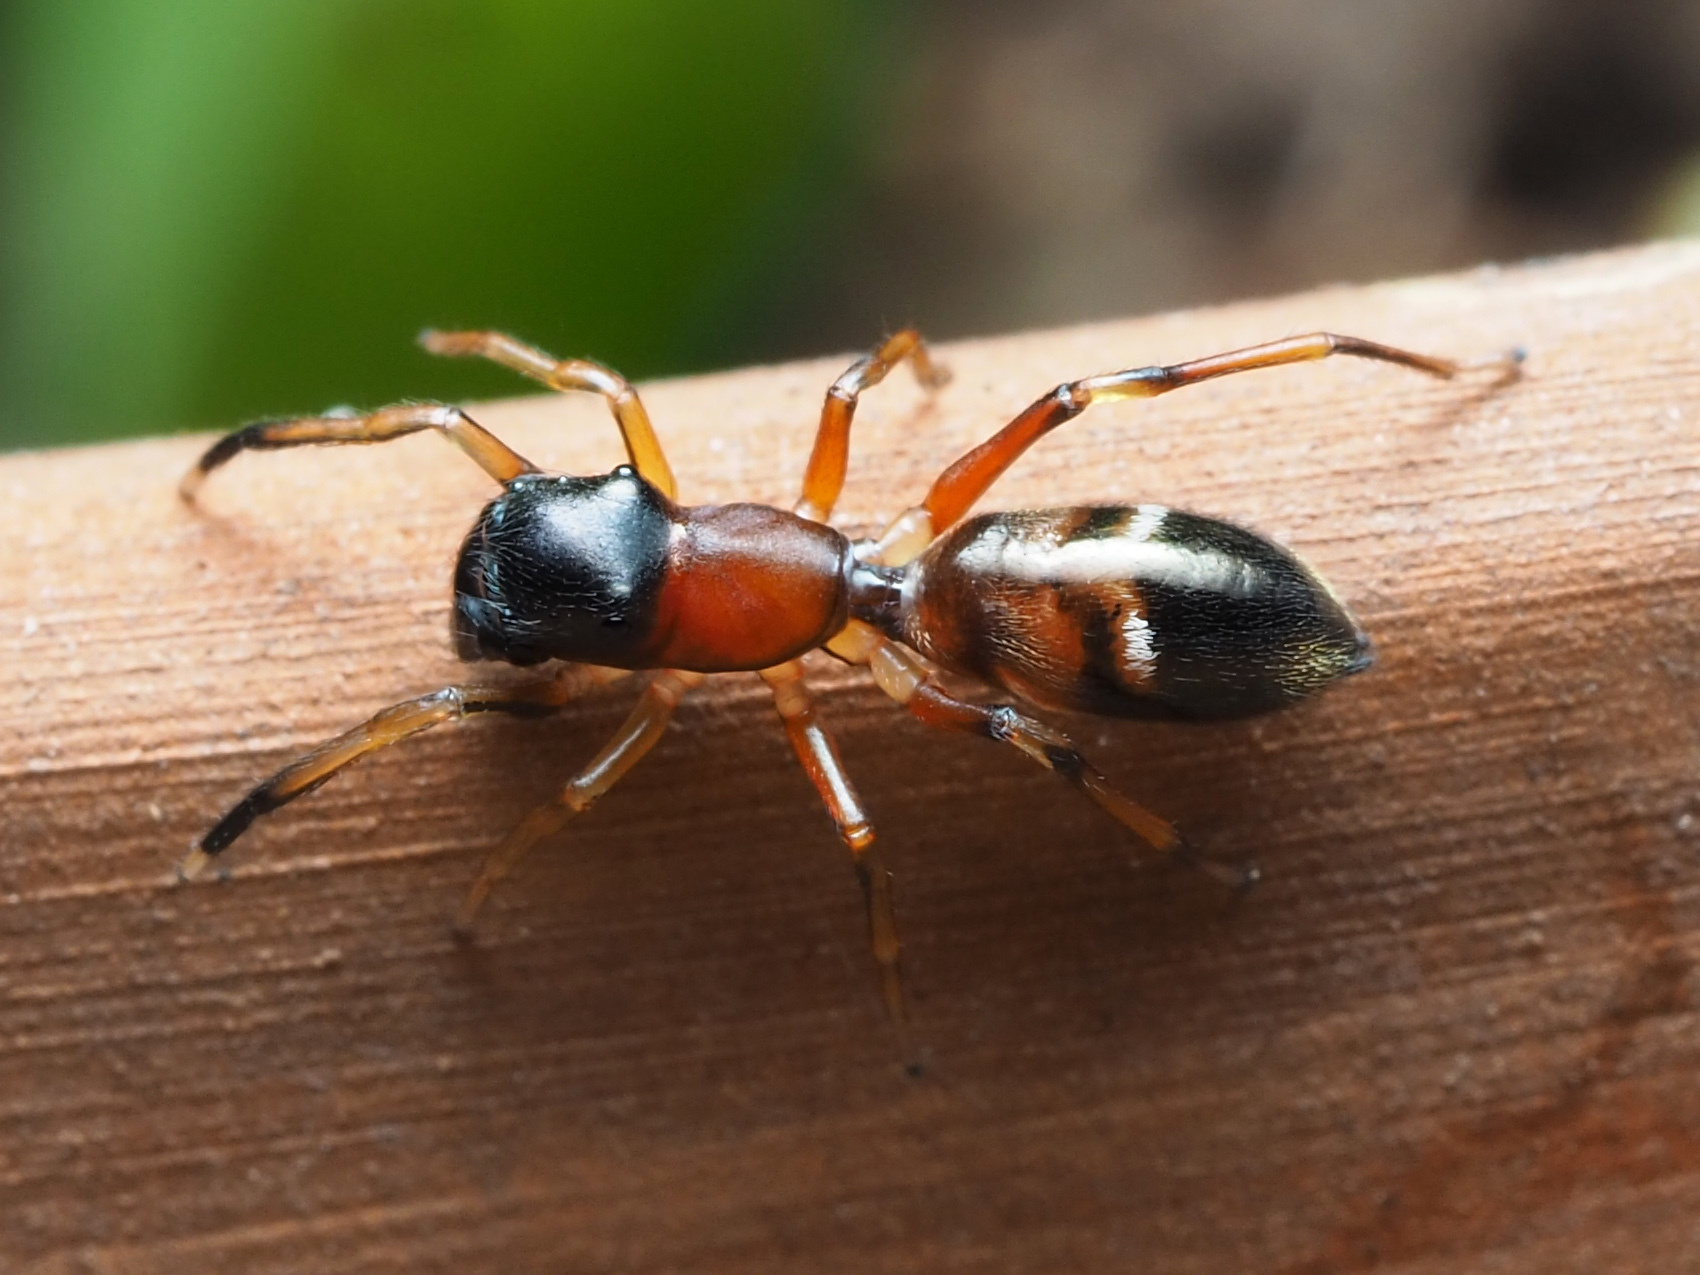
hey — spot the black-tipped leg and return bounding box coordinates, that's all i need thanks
[179,402,535,500]
[179,665,628,880]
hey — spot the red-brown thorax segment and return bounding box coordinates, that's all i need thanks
[645,503,851,671]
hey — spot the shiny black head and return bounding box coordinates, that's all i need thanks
[452,465,674,666]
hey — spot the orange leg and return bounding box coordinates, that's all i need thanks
[421,329,677,501]
[827,622,1253,888]
[794,329,951,524]
[761,660,911,1031]
[865,332,1488,565]
[180,402,535,500]
[455,669,703,930]
[179,663,630,878]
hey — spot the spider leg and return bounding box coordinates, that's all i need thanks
[420,329,677,500]
[180,402,535,499]
[794,329,950,524]
[455,669,703,931]
[180,663,630,878]
[760,660,911,1034]
[865,332,1488,566]
[827,621,1253,888]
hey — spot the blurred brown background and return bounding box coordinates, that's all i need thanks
[4,0,1700,444]
[807,0,1700,337]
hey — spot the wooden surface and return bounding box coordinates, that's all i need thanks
[4,242,1700,1273]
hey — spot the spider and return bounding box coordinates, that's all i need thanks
[178,326,1500,1023]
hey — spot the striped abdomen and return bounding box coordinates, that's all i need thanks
[899,505,1373,720]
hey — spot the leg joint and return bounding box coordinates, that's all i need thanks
[985,704,1022,742]
[424,687,465,714]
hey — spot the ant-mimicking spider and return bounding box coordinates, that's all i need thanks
[178,326,1516,1023]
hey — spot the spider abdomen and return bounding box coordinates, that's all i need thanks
[901,505,1374,720]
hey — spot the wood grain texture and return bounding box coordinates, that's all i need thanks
[4,241,1699,1274]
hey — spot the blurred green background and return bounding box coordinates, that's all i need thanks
[0,0,899,446]
[5,0,1699,450]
